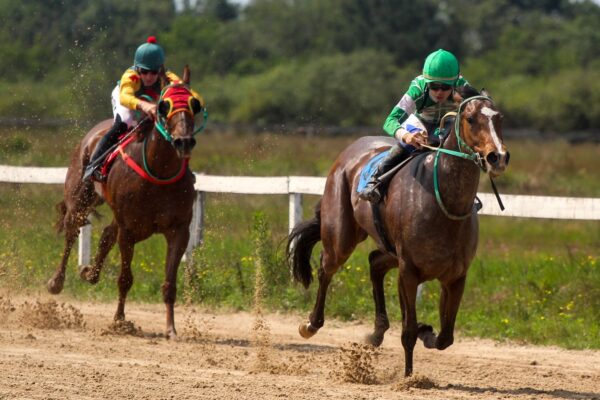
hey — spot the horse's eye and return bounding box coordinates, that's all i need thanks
[466,117,474,124]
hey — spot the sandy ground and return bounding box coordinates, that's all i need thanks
[0,294,599,400]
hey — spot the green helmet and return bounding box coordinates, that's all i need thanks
[133,36,165,71]
[422,49,459,85]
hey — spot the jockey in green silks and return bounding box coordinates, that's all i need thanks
[359,49,473,203]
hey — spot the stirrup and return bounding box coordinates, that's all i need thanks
[82,164,96,181]
[92,169,107,183]
[359,182,382,203]
[82,163,105,182]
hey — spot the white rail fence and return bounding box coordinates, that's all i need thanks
[1,165,599,266]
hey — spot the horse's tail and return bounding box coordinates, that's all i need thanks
[286,200,322,289]
[54,201,67,233]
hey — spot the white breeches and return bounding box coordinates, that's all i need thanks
[111,85,138,128]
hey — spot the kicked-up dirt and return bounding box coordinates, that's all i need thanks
[0,293,599,400]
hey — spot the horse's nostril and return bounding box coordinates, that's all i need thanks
[505,151,510,165]
[486,152,499,165]
[174,138,196,152]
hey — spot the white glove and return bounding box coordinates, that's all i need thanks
[395,129,428,149]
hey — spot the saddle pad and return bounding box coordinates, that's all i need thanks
[99,131,136,177]
[357,149,390,193]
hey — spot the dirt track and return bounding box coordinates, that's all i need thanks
[1,294,599,400]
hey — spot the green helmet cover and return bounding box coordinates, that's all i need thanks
[133,36,165,71]
[422,49,459,85]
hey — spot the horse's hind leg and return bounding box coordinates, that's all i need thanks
[299,250,343,338]
[114,230,135,322]
[47,224,79,294]
[48,177,100,294]
[418,276,466,350]
[300,217,363,338]
[47,203,87,294]
[366,250,396,347]
[299,169,366,338]
[79,220,118,284]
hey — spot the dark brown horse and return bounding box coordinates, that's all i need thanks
[287,88,509,376]
[48,67,204,339]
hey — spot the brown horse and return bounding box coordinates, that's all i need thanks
[287,87,509,376]
[47,67,204,339]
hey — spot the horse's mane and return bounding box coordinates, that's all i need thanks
[455,84,481,100]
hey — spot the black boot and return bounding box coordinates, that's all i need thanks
[82,117,127,181]
[358,144,410,203]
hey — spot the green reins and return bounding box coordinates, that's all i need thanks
[426,95,494,220]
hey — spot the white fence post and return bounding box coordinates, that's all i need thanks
[289,193,303,233]
[185,191,205,262]
[78,223,92,266]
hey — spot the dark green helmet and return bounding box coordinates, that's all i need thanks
[422,49,459,85]
[133,36,165,71]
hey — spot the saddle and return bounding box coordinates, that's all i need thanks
[95,131,138,181]
[363,114,456,254]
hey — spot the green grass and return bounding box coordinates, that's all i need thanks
[0,128,599,349]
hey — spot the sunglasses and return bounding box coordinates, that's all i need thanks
[139,68,159,75]
[429,83,452,91]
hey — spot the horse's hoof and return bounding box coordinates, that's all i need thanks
[166,330,178,341]
[417,323,436,349]
[46,276,64,294]
[365,332,385,347]
[114,313,125,322]
[299,322,318,339]
[79,265,99,284]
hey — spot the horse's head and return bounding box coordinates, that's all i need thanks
[453,88,510,178]
[155,66,205,159]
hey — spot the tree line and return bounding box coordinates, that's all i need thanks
[1,0,599,133]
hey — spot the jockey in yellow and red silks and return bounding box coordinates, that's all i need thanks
[83,36,204,181]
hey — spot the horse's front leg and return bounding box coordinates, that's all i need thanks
[162,227,190,340]
[397,265,420,377]
[430,276,466,350]
[366,250,396,347]
[79,220,118,284]
[416,275,466,350]
[115,230,135,322]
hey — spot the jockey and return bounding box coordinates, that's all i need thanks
[83,36,204,181]
[359,49,473,203]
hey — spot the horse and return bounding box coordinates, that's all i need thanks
[286,87,509,376]
[47,66,205,339]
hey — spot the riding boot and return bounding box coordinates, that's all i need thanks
[358,144,411,203]
[82,117,128,181]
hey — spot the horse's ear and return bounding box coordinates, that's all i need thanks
[481,88,491,98]
[452,90,464,105]
[182,65,190,85]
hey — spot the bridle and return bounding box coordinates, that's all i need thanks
[154,84,208,142]
[422,95,504,220]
